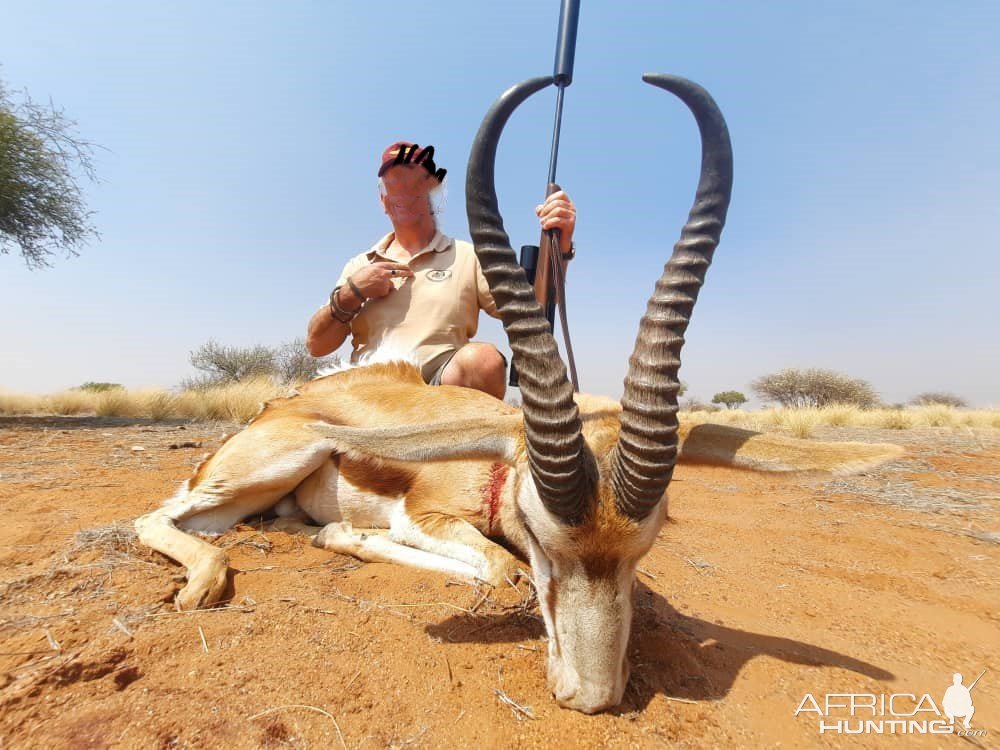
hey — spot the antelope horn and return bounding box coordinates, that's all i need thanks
[466,76,593,524]
[611,73,734,521]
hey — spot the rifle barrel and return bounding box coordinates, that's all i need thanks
[969,668,987,691]
[547,85,567,185]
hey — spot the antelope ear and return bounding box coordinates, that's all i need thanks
[307,415,524,465]
[677,423,904,475]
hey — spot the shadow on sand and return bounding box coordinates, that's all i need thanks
[0,415,196,432]
[425,581,893,713]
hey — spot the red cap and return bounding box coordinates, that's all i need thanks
[377,141,447,182]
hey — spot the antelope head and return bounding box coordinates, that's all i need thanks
[466,73,733,713]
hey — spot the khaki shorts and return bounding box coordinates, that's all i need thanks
[427,347,508,385]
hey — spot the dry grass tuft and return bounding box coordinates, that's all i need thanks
[94,388,136,418]
[69,523,142,560]
[784,409,820,438]
[137,390,178,422]
[176,377,288,423]
[47,390,93,415]
[819,404,855,427]
[873,409,915,430]
[0,390,40,415]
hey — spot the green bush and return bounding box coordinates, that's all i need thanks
[77,382,123,392]
[711,390,747,410]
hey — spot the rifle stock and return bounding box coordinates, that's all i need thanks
[532,182,562,330]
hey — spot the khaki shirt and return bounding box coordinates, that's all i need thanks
[334,231,499,381]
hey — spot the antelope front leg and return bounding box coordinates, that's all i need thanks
[392,512,523,587]
[135,511,229,610]
[313,514,521,587]
[314,522,483,581]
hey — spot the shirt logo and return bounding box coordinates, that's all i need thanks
[425,269,452,282]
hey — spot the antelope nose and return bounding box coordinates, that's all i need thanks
[555,685,618,715]
[553,676,620,715]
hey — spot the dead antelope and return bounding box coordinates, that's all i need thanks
[136,74,902,714]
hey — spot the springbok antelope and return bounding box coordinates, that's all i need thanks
[136,74,902,713]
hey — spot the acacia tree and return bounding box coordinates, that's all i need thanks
[751,368,879,409]
[711,390,747,410]
[185,338,339,388]
[0,75,99,268]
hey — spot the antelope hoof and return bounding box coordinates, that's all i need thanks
[483,549,523,588]
[313,521,359,553]
[176,551,229,611]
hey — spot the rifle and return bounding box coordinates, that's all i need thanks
[510,0,581,390]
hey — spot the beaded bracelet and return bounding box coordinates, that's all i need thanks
[329,287,357,324]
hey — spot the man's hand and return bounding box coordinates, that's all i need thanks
[535,190,576,254]
[348,261,414,301]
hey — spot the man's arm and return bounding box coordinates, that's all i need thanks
[306,259,415,357]
[306,286,363,356]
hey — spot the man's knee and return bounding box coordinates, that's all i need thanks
[441,343,506,396]
[445,343,504,378]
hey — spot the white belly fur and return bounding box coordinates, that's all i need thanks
[295,458,401,529]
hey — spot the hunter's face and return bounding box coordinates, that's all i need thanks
[381,165,435,226]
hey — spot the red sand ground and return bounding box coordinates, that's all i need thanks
[1,417,997,748]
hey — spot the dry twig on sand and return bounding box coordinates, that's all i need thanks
[494,667,535,720]
[248,704,346,750]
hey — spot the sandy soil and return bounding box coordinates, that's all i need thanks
[1,416,997,749]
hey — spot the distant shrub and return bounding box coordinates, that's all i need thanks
[184,337,337,389]
[681,397,720,413]
[77,382,123,392]
[910,391,968,408]
[751,368,879,409]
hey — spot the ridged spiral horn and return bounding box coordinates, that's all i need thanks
[466,77,593,524]
[611,73,734,521]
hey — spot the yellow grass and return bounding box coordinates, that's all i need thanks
[0,391,39,415]
[47,390,93,415]
[94,388,135,417]
[174,378,289,423]
[819,404,855,427]
[2,385,998,430]
[0,378,291,423]
[678,405,1000,433]
[784,409,820,438]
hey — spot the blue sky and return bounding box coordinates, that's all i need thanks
[2,1,998,406]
